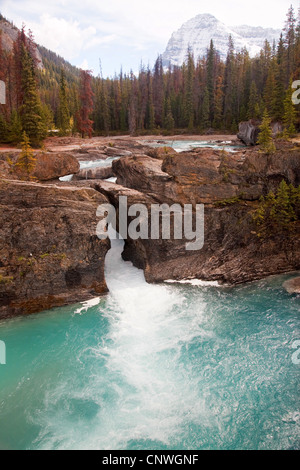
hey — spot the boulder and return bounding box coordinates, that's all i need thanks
[283,277,300,294]
[0,151,80,181]
[33,152,80,181]
[237,120,261,146]
[238,120,283,146]
[105,147,132,157]
[145,146,176,159]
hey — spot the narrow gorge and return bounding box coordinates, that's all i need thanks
[0,137,299,318]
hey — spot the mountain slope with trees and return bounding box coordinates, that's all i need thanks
[0,6,299,144]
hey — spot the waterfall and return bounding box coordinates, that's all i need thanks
[87,226,211,448]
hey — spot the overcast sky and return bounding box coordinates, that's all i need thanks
[1,0,299,77]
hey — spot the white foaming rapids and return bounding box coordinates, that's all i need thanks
[33,226,213,450]
[89,226,212,449]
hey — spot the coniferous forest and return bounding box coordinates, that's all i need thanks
[0,6,299,146]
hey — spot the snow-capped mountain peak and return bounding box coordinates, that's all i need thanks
[162,14,281,67]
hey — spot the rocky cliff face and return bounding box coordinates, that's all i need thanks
[0,18,43,69]
[0,180,110,318]
[1,138,299,318]
[99,143,300,285]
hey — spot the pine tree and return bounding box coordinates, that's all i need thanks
[8,110,22,143]
[263,58,277,117]
[94,79,110,134]
[274,180,297,232]
[184,48,195,130]
[147,71,155,131]
[272,34,286,121]
[16,131,37,180]
[153,56,164,127]
[201,87,210,129]
[77,70,94,138]
[283,5,296,85]
[223,35,236,128]
[164,97,175,132]
[257,109,276,154]
[213,74,224,128]
[253,181,299,239]
[41,103,54,133]
[128,73,137,135]
[206,40,216,123]
[0,113,8,142]
[20,44,47,146]
[57,69,70,135]
[248,81,259,119]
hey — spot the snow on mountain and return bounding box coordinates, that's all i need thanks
[162,14,281,67]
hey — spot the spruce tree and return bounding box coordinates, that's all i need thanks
[206,40,215,123]
[253,181,299,239]
[153,56,164,127]
[8,110,22,143]
[0,113,8,142]
[147,72,155,131]
[273,34,287,121]
[77,70,94,138]
[274,180,297,232]
[57,69,70,135]
[185,48,195,130]
[201,87,210,129]
[284,5,296,85]
[20,44,47,146]
[263,59,277,118]
[213,75,224,128]
[248,81,259,119]
[257,109,276,154]
[164,97,175,132]
[16,131,37,180]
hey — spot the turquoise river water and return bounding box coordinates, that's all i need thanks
[0,228,299,450]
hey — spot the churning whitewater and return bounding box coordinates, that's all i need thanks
[0,227,298,450]
[28,227,213,450]
[95,226,213,448]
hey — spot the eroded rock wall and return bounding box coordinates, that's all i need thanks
[0,180,110,317]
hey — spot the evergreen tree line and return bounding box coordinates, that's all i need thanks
[0,5,299,145]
